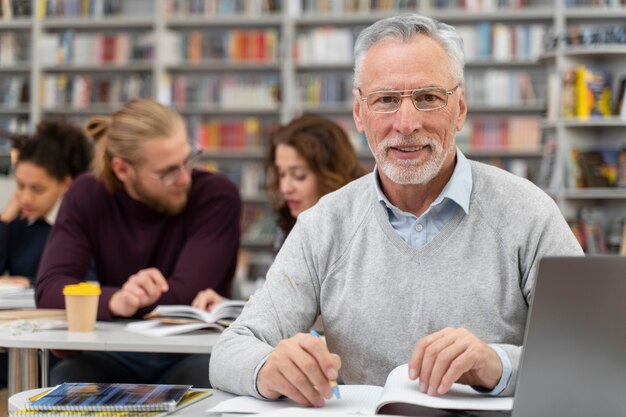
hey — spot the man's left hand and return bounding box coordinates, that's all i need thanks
[192,288,224,311]
[408,327,502,396]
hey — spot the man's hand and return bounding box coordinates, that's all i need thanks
[0,276,30,288]
[257,332,341,408]
[191,288,224,311]
[109,268,169,317]
[1,193,20,224]
[408,327,503,396]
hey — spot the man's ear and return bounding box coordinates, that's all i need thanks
[353,88,365,133]
[110,156,132,183]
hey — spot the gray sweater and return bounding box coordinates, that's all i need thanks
[210,161,583,397]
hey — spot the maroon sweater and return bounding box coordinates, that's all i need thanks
[35,170,241,321]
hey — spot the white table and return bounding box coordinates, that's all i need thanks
[0,321,220,396]
[9,387,236,416]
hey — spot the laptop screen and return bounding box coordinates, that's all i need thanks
[511,256,626,417]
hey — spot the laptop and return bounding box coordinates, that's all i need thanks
[510,255,626,417]
[388,256,626,417]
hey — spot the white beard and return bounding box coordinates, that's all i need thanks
[374,135,449,185]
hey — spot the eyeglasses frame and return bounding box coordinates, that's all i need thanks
[124,147,202,187]
[358,84,461,113]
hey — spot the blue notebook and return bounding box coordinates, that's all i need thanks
[25,383,191,412]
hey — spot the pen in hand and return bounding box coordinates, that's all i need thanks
[309,329,341,399]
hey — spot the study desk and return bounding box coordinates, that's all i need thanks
[9,387,237,416]
[0,321,219,396]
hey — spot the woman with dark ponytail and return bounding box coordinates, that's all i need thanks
[0,119,93,288]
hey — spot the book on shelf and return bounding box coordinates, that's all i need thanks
[10,387,212,417]
[125,300,246,336]
[1,0,31,18]
[575,65,612,119]
[614,77,626,120]
[570,147,624,188]
[207,364,513,415]
[573,207,608,255]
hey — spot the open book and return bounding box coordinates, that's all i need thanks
[125,300,246,336]
[207,364,513,415]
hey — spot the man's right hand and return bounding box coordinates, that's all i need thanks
[109,268,169,317]
[257,332,341,408]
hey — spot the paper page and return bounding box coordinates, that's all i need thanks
[206,385,383,415]
[125,320,222,337]
[256,408,374,416]
[377,364,513,412]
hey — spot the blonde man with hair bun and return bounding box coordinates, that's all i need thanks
[36,99,241,387]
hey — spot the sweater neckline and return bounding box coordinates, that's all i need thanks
[370,183,467,261]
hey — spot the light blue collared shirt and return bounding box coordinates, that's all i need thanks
[374,147,511,396]
[374,147,471,249]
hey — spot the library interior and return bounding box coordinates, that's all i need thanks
[1,0,626,416]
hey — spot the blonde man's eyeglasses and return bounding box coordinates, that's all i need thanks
[148,148,202,187]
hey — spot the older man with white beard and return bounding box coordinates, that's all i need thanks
[209,13,583,408]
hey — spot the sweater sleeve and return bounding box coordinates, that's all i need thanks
[209,221,321,397]
[141,176,242,314]
[35,182,98,314]
[495,192,583,397]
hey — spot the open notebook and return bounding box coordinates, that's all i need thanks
[207,364,512,415]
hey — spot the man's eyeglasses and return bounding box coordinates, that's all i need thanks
[148,147,202,187]
[359,84,460,113]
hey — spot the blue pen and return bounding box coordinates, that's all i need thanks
[309,329,341,399]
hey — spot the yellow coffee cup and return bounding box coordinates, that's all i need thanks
[63,282,101,332]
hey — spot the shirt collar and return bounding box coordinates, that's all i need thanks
[44,197,62,225]
[374,147,472,215]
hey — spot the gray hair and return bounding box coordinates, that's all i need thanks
[353,13,465,88]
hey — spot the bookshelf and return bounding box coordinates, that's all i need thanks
[4,0,622,284]
[542,0,626,254]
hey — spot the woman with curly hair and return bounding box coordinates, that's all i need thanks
[0,119,93,288]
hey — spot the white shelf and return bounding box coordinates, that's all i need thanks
[41,105,128,115]
[0,18,31,29]
[562,188,626,200]
[557,118,626,128]
[425,7,555,22]
[295,8,554,26]
[0,106,30,115]
[41,17,155,30]
[165,15,282,28]
[41,63,154,72]
[0,64,31,73]
[561,46,626,57]
[167,61,281,72]
[468,103,546,113]
[463,149,543,159]
[173,105,280,116]
[564,7,626,19]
